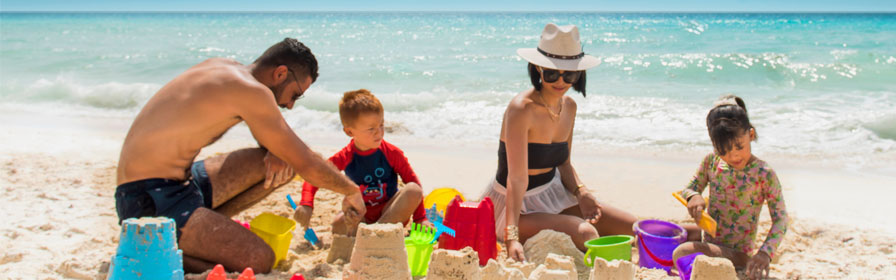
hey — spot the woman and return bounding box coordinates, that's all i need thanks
[483,23,638,261]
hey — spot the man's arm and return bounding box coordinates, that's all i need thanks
[229,84,358,196]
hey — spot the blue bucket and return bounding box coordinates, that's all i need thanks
[108,217,184,280]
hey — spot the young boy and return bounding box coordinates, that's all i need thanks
[293,89,426,235]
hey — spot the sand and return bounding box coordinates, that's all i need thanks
[589,258,636,280]
[523,229,589,280]
[426,247,481,280]
[2,110,896,279]
[326,234,354,264]
[691,255,737,280]
[343,223,411,280]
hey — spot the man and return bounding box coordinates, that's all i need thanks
[115,38,365,273]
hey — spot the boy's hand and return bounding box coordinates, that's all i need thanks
[687,194,707,222]
[263,152,295,189]
[293,205,313,228]
[746,251,770,280]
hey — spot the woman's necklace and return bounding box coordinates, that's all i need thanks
[537,92,561,121]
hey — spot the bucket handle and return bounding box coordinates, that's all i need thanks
[583,248,594,267]
[637,233,674,267]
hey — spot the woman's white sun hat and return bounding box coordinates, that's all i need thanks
[517,23,601,71]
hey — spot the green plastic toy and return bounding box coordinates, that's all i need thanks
[405,223,435,276]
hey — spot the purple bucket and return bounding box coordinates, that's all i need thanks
[675,252,704,280]
[633,219,687,272]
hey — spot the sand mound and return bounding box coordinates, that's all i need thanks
[426,247,481,280]
[691,255,736,280]
[544,253,577,280]
[588,257,635,280]
[505,261,537,278]
[482,258,527,280]
[529,264,574,280]
[342,223,410,280]
[523,229,588,280]
[326,234,354,263]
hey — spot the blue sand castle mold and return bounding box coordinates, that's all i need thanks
[108,217,184,280]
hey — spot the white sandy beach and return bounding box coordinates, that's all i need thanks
[1,108,895,279]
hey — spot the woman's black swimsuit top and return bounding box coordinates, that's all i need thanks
[496,140,570,190]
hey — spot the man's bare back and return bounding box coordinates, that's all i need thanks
[117,58,256,184]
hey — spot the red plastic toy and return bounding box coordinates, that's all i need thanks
[205,264,255,280]
[437,196,497,266]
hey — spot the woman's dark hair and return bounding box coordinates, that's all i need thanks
[254,38,319,83]
[706,95,757,156]
[528,63,587,97]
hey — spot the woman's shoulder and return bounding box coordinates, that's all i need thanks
[506,89,539,112]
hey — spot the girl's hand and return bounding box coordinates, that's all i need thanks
[577,192,602,224]
[686,194,707,222]
[507,240,526,262]
[746,251,771,280]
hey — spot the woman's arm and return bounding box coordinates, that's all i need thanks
[502,95,533,261]
[557,98,583,195]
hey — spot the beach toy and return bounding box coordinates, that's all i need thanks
[405,223,436,276]
[233,219,251,230]
[249,212,296,269]
[674,252,704,280]
[672,192,717,237]
[438,196,497,266]
[108,217,184,280]
[424,187,465,215]
[425,204,456,244]
[287,194,320,247]
[633,219,688,273]
[583,235,635,266]
[205,264,256,280]
[290,273,305,280]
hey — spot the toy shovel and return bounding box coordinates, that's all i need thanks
[287,194,320,247]
[672,192,717,237]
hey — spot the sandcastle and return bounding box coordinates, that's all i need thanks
[425,247,481,280]
[342,223,411,280]
[523,230,588,280]
[481,259,526,280]
[326,234,354,263]
[691,255,737,280]
[588,257,635,280]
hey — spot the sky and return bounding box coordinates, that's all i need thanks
[1,0,894,12]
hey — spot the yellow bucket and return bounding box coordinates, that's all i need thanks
[249,212,296,268]
[424,187,465,215]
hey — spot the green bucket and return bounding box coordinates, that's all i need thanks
[583,235,634,266]
[405,239,435,276]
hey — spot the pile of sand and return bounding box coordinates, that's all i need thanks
[342,223,410,280]
[326,234,354,263]
[523,229,589,280]
[690,255,737,280]
[588,257,635,280]
[481,259,526,280]
[426,247,481,279]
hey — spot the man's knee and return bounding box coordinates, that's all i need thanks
[237,244,275,274]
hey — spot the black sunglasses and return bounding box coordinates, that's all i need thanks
[287,68,305,101]
[540,67,582,84]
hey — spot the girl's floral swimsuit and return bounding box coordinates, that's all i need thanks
[680,154,789,258]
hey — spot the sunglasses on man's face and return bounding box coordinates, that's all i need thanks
[287,68,305,102]
[540,67,582,84]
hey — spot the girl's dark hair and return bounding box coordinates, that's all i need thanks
[528,63,587,97]
[706,95,757,156]
[254,38,319,82]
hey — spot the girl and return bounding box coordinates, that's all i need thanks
[674,95,789,280]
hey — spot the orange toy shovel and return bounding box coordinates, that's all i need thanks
[673,192,717,238]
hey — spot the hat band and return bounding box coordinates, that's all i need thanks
[537,47,584,60]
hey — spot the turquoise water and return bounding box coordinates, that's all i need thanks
[1,12,895,160]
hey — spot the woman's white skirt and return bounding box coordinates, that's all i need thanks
[481,169,578,241]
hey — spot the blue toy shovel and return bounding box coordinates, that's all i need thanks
[425,205,456,244]
[287,194,320,248]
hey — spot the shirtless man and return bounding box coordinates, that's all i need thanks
[115,38,365,273]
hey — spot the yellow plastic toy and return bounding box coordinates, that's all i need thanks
[672,192,717,237]
[423,187,465,215]
[249,212,296,268]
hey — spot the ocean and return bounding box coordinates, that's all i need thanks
[1,12,894,165]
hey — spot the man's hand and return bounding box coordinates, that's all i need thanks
[746,251,771,280]
[341,191,366,235]
[263,152,295,189]
[293,205,313,229]
[687,194,707,223]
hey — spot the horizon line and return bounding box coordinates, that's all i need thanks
[2,10,896,13]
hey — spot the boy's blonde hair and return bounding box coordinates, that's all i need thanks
[339,89,383,127]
